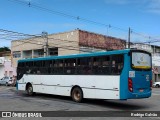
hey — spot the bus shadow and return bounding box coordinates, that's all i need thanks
[21,92,149,111]
[22,92,72,102]
[84,99,149,110]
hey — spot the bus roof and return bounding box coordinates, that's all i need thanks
[18,49,131,63]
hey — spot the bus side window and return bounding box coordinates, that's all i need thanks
[17,62,25,80]
[48,60,52,74]
[25,62,31,74]
[53,60,58,74]
[42,60,52,74]
[56,59,64,74]
[18,62,24,68]
[101,56,111,75]
[93,57,102,74]
[34,61,42,74]
[51,60,56,74]
[111,55,124,75]
[64,59,76,74]
[77,57,92,75]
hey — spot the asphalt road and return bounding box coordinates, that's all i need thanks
[0,86,160,120]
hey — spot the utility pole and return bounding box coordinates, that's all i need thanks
[128,27,131,49]
[42,31,48,57]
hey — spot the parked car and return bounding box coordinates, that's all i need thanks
[0,77,12,86]
[153,82,160,88]
[8,77,16,87]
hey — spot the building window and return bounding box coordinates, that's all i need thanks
[49,48,58,56]
[5,71,7,76]
[79,46,105,53]
[38,51,43,57]
[13,51,21,58]
[64,59,76,74]
[9,71,13,77]
[77,57,92,74]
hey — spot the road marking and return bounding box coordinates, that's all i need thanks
[5,87,13,90]
[0,87,4,91]
[153,91,160,94]
[152,93,160,96]
[0,87,15,91]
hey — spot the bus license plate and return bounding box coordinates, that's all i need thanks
[139,89,144,92]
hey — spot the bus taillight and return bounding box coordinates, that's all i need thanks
[128,78,133,92]
[150,80,152,90]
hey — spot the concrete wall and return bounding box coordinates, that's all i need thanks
[79,30,126,50]
[11,29,128,68]
[0,66,4,79]
[0,60,16,79]
[152,56,160,82]
[48,30,79,55]
[11,30,79,67]
[0,57,5,79]
[4,61,16,77]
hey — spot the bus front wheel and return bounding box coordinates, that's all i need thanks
[71,87,83,103]
[27,84,34,96]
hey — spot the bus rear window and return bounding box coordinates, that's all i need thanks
[131,52,151,70]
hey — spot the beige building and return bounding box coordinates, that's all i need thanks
[11,29,126,67]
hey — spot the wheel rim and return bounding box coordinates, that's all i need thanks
[73,90,81,101]
[28,86,33,94]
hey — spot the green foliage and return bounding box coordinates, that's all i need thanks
[0,47,10,52]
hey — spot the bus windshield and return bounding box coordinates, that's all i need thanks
[131,51,151,70]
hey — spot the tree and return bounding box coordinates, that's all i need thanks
[0,47,11,52]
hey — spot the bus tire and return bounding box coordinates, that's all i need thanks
[71,87,83,103]
[156,84,160,88]
[27,84,34,96]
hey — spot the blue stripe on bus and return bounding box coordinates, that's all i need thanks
[119,53,129,99]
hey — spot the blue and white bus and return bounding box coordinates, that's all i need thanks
[17,49,152,102]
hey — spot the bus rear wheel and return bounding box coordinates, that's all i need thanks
[27,84,34,96]
[71,87,83,103]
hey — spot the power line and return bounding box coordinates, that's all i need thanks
[12,36,126,54]
[0,29,39,37]
[1,27,159,53]
[8,0,128,32]
[2,27,125,50]
[1,27,159,54]
[0,28,41,43]
[131,30,160,44]
[0,28,42,48]
[8,29,125,53]
[7,0,160,45]
[12,39,93,53]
